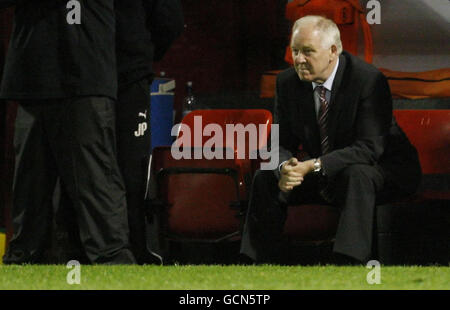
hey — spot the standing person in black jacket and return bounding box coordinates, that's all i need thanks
[0,0,136,264]
[114,0,183,264]
[49,0,183,265]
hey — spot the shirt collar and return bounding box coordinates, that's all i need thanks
[312,57,340,92]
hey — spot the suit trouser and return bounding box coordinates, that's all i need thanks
[115,78,153,264]
[240,164,388,263]
[3,97,136,264]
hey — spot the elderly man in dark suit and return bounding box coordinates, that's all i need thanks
[240,15,421,264]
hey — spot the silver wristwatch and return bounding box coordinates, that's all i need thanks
[313,158,322,173]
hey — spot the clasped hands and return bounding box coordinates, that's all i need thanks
[278,157,315,192]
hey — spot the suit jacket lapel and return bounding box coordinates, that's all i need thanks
[327,53,347,151]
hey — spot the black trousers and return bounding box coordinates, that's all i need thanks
[52,79,155,264]
[115,78,154,264]
[3,97,136,264]
[240,164,400,263]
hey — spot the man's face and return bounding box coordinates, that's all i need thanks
[291,25,337,84]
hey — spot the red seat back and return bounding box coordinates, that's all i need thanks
[151,110,274,240]
[178,109,272,157]
[152,146,241,240]
[177,109,273,200]
[393,110,450,174]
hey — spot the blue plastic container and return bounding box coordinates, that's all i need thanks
[150,78,175,151]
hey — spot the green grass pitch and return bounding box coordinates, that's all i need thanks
[0,264,448,290]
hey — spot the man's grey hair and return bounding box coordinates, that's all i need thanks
[292,15,343,54]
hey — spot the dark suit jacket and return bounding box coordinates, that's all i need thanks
[275,51,421,195]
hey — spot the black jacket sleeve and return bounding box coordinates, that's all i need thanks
[144,0,184,61]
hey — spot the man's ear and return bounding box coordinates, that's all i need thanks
[330,45,338,62]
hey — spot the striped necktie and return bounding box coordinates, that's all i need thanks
[315,86,334,203]
[316,86,330,154]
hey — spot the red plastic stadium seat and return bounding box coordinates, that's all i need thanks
[152,146,241,240]
[179,109,272,150]
[393,110,450,175]
[178,109,273,200]
[150,109,273,243]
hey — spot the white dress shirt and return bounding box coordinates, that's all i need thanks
[312,57,340,118]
